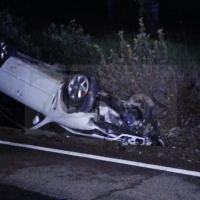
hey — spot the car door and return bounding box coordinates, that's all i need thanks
[0,56,61,116]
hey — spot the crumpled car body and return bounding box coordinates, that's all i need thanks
[0,41,164,146]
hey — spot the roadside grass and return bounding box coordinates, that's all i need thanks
[166,40,200,71]
[92,33,200,71]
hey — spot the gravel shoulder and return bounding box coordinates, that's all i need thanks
[0,125,200,172]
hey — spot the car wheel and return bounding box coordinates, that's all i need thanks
[128,94,154,119]
[0,41,16,66]
[68,74,90,106]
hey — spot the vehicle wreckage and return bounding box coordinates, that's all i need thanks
[0,41,166,146]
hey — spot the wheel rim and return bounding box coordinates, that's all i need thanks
[68,74,89,101]
[0,42,8,61]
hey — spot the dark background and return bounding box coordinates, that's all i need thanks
[0,0,200,40]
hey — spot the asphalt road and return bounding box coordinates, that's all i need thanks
[0,127,200,200]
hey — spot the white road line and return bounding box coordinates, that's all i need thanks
[1,140,200,177]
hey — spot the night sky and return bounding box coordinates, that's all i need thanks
[1,0,200,40]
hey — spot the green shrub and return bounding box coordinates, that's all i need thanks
[0,11,42,58]
[93,18,169,96]
[132,18,168,65]
[0,12,100,65]
[42,20,100,65]
[0,11,20,41]
[86,18,177,129]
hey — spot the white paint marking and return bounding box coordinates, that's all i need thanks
[1,140,200,177]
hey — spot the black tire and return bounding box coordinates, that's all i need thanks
[128,94,154,119]
[65,72,99,112]
[151,139,165,147]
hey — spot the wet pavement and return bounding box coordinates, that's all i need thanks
[0,126,200,199]
[0,183,69,200]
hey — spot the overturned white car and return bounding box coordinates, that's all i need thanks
[0,41,165,146]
